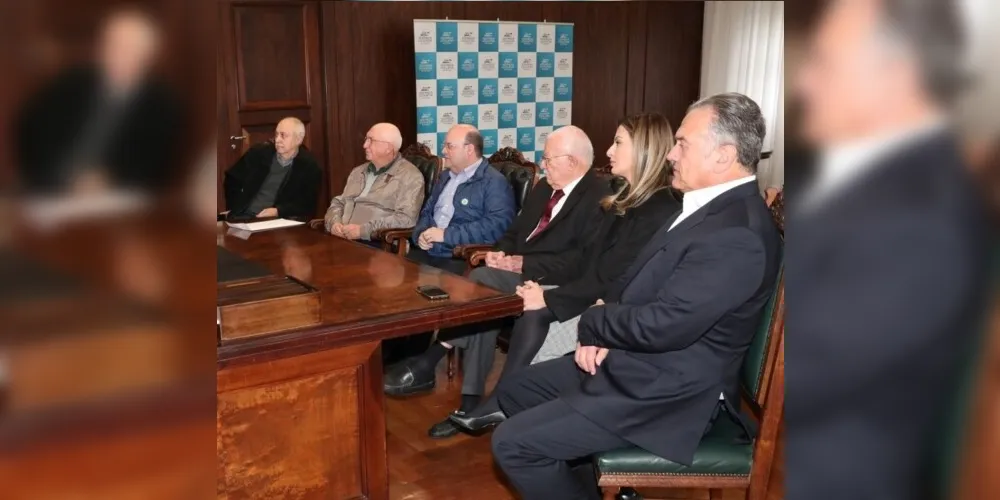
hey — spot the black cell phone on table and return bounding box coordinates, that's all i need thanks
[416,285,450,301]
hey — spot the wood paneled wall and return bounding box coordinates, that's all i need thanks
[220,0,704,212]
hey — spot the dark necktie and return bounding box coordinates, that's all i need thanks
[528,189,565,240]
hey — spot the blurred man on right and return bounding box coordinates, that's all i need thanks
[790,1,990,500]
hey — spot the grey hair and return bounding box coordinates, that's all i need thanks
[549,125,594,167]
[280,117,306,140]
[871,0,967,105]
[688,92,766,172]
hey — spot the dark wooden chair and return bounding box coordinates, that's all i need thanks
[595,202,785,500]
[373,142,444,255]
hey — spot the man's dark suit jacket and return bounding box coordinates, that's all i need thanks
[786,131,990,500]
[223,142,322,220]
[572,181,782,466]
[544,188,681,321]
[15,65,180,194]
[494,169,612,284]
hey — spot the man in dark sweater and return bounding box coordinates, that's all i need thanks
[383,125,612,439]
[223,117,322,220]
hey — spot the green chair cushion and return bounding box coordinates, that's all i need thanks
[596,415,752,477]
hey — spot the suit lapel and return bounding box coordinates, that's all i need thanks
[526,172,592,241]
[619,182,758,293]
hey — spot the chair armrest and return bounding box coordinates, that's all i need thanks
[467,249,493,268]
[374,228,414,255]
[452,244,496,260]
[307,218,325,230]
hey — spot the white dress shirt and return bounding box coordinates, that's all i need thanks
[802,117,947,210]
[669,175,757,231]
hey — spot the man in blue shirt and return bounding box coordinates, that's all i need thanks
[408,124,516,274]
[382,125,516,387]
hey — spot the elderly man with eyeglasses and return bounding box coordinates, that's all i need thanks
[323,122,426,245]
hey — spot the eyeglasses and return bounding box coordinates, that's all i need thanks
[364,136,392,146]
[442,142,470,151]
[539,154,571,165]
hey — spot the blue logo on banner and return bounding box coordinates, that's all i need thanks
[517,78,536,103]
[518,24,537,52]
[479,78,498,104]
[415,53,436,80]
[479,23,498,52]
[555,25,573,52]
[554,77,573,102]
[417,107,437,134]
[438,79,458,106]
[517,127,536,152]
[458,53,478,79]
[499,104,517,129]
[499,53,517,78]
[536,103,553,127]
[537,53,554,77]
[481,130,498,155]
[458,105,478,127]
[437,22,458,52]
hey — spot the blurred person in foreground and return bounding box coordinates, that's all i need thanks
[789,1,991,500]
[14,8,180,196]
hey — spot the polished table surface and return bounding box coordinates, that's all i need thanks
[215,223,522,499]
[217,224,522,365]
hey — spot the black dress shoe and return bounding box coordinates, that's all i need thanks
[616,487,643,500]
[449,409,506,432]
[427,411,463,439]
[383,361,436,396]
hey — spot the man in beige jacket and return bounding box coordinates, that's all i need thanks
[324,123,425,243]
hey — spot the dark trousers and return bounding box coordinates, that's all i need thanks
[441,266,524,395]
[492,355,630,500]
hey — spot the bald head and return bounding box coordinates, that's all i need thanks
[541,125,594,189]
[442,124,483,172]
[275,117,305,158]
[364,122,403,166]
[549,125,594,167]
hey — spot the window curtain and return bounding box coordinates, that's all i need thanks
[700,1,784,192]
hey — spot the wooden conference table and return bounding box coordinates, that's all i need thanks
[216,224,522,499]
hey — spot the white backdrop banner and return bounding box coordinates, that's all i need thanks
[414,19,574,163]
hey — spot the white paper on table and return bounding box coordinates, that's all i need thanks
[224,218,305,232]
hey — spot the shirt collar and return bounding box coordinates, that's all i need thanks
[452,158,484,182]
[813,116,947,199]
[681,175,757,214]
[557,172,585,196]
[276,151,296,168]
[368,154,400,176]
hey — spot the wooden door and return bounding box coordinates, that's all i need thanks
[218,0,327,214]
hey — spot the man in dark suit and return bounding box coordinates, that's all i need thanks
[223,117,322,220]
[15,9,180,195]
[490,93,781,499]
[383,125,612,439]
[788,2,990,500]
